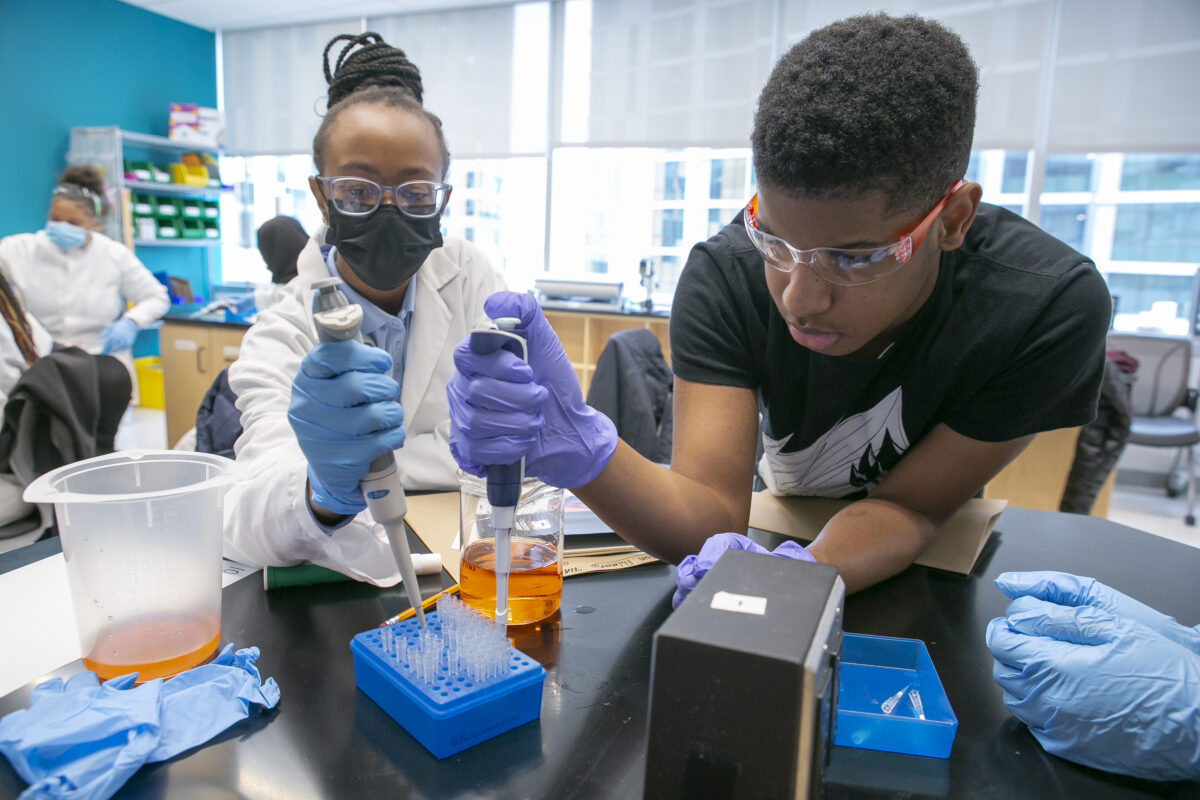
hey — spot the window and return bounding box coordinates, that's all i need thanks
[1112,204,1200,263]
[1002,152,1028,194]
[1044,155,1093,193]
[1039,205,1088,252]
[654,210,684,247]
[656,162,686,201]
[969,150,1200,333]
[709,158,747,200]
[549,147,752,302]
[217,155,326,284]
[1121,154,1200,191]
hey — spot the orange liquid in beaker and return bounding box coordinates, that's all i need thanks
[460,537,562,625]
[83,615,221,682]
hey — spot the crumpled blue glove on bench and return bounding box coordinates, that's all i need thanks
[0,644,280,800]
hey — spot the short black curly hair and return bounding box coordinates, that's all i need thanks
[752,13,977,215]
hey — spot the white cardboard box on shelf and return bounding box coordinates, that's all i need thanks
[168,103,225,149]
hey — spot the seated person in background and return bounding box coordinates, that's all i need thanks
[218,216,309,316]
[256,214,305,287]
[987,571,1200,782]
[0,165,169,396]
[0,260,129,533]
[447,13,1111,598]
[222,33,505,583]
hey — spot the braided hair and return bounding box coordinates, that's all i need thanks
[0,259,39,367]
[54,164,108,219]
[313,32,450,177]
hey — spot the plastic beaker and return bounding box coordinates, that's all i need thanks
[24,449,243,682]
[458,471,564,625]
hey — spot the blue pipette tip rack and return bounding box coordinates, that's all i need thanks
[350,599,545,759]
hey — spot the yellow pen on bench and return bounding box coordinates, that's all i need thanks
[380,583,461,627]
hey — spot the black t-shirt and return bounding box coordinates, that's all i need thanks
[669,203,1111,499]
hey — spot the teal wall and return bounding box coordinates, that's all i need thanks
[0,0,217,314]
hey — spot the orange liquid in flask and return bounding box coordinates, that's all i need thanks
[83,615,221,682]
[460,537,562,625]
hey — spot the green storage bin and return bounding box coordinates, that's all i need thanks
[130,193,155,217]
[180,199,204,219]
[125,160,153,182]
[150,163,171,183]
[180,218,205,239]
[203,219,220,239]
[156,218,180,239]
[155,197,180,218]
[203,200,219,219]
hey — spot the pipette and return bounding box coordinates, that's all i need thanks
[467,317,528,629]
[310,277,426,627]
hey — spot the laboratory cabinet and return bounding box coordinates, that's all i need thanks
[542,309,670,397]
[159,320,247,447]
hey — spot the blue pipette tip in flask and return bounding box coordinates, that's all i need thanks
[350,595,545,758]
[467,317,528,631]
[310,278,426,627]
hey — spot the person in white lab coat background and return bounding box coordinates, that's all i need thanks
[0,165,169,391]
[222,32,506,583]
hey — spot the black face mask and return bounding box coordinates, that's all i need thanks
[325,204,443,291]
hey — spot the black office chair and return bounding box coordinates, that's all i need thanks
[1107,333,1200,525]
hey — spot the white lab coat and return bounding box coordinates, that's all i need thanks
[0,231,169,383]
[222,235,507,584]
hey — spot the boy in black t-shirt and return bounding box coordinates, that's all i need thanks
[446,13,1110,595]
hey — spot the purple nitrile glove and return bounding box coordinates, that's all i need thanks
[99,318,138,354]
[288,338,406,516]
[447,291,618,489]
[672,532,815,608]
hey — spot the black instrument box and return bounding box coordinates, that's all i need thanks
[645,551,844,799]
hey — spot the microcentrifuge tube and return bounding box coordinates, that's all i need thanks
[881,684,910,715]
[909,688,925,720]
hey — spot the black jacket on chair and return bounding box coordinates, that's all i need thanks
[0,347,103,486]
[1060,356,1135,514]
[195,368,242,459]
[585,328,673,463]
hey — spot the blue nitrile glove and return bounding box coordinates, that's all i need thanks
[227,292,256,315]
[447,291,618,488]
[995,570,1200,653]
[99,318,138,354]
[672,532,815,608]
[288,338,406,516]
[0,644,280,800]
[986,591,1200,781]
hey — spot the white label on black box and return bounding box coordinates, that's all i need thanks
[711,590,767,615]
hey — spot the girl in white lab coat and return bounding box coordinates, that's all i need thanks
[222,33,506,582]
[0,166,169,387]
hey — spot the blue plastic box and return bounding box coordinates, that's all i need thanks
[350,616,546,759]
[835,633,958,758]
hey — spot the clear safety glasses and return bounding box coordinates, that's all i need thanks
[743,179,965,286]
[316,176,451,218]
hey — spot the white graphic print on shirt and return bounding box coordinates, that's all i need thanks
[759,387,910,497]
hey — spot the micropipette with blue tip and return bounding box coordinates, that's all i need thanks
[467,316,528,629]
[310,277,426,627]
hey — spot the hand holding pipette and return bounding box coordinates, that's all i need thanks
[467,317,528,629]
[296,277,425,626]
